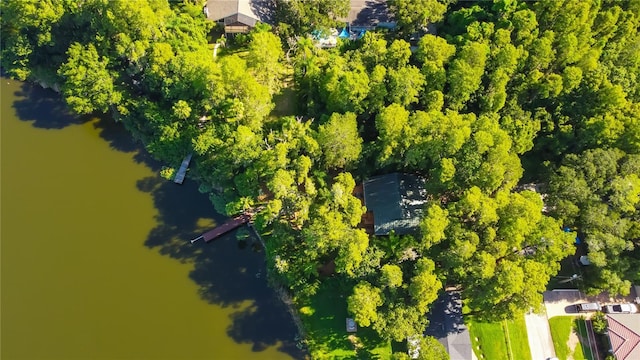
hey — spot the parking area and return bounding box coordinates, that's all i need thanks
[542,288,640,360]
[544,290,588,318]
[544,289,638,318]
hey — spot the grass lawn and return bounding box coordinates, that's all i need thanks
[505,315,532,360]
[548,316,590,360]
[271,86,297,118]
[297,277,392,359]
[270,65,296,119]
[468,315,532,360]
[574,319,592,360]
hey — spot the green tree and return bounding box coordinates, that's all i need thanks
[420,204,449,250]
[380,264,404,289]
[548,149,640,295]
[387,65,426,107]
[409,258,442,313]
[373,303,428,342]
[376,103,410,165]
[172,100,191,120]
[247,27,285,94]
[416,34,456,99]
[446,42,489,110]
[335,229,370,277]
[348,281,384,327]
[317,112,363,169]
[0,0,64,80]
[591,312,607,334]
[417,335,450,360]
[274,0,349,35]
[219,55,273,130]
[321,58,371,114]
[385,39,412,69]
[389,0,448,36]
[57,43,121,114]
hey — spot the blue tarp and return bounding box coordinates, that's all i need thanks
[563,227,581,244]
[338,28,349,38]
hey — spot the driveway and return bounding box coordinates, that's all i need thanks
[544,289,587,318]
[543,289,638,318]
[525,312,556,360]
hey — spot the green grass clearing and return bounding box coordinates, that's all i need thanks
[548,316,590,360]
[468,316,532,360]
[297,277,391,359]
[271,86,297,118]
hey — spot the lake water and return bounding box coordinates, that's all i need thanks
[1,78,302,359]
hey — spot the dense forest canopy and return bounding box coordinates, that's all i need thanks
[2,0,639,355]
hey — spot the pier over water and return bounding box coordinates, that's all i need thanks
[191,214,251,243]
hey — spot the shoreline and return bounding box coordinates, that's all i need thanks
[23,75,311,358]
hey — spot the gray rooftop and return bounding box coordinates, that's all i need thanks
[425,291,474,360]
[204,0,273,24]
[346,0,393,27]
[363,173,427,236]
[205,0,391,28]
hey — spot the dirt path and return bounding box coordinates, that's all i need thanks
[567,328,581,359]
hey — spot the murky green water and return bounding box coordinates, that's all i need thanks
[1,78,301,360]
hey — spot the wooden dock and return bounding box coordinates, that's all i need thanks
[174,153,192,184]
[190,214,251,244]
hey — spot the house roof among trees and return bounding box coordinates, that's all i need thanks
[363,173,427,235]
[606,314,640,360]
[425,291,473,360]
[346,0,393,27]
[204,0,272,24]
[224,13,257,27]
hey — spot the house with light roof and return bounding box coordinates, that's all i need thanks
[203,0,273,33]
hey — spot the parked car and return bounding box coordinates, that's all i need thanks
[576,302,601,312]
[604,303,638,314]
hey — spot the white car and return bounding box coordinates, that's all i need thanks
[604,303,638,314]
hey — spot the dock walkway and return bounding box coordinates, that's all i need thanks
[174,153,192,184]
[191,214,250,243]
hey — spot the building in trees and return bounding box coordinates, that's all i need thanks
[203,0,271,33]
[363,173,427,235]
[605,314,640,360]
[346,0,395,30]
[425,291,473,360]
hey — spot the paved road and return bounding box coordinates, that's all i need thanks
[525,312,556,360]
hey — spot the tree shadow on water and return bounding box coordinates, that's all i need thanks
[226,295,305,358]
[139,175,306,359]
[92,116,150,156]
[6,76,156,169]
[10,79,91,129]
[7,72,308,358]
